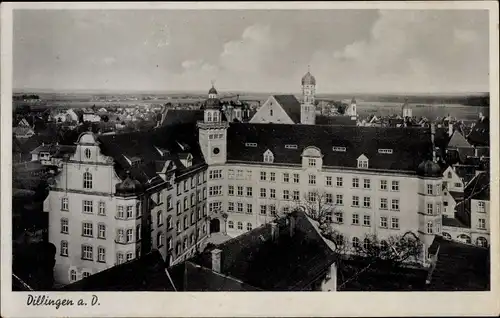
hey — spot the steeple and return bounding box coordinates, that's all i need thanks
[300,66,316,125]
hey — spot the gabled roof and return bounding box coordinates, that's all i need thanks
[161,109,204,126]
[447,130,472,148]
[272,95,302,124]
[227,123,436,173]
[467,116,489,146]
[192,211,336,291]
[58,251,175,291]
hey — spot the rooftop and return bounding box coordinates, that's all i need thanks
[272,95,302,124]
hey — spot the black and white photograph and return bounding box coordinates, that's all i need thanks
[1,2,499,317]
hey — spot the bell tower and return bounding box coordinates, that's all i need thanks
[300,66,316,125]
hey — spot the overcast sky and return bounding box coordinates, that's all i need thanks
[13,9,489,94]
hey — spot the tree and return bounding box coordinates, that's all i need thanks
[101,115,109,122]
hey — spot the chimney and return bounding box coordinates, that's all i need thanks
[211,248,222,273]
[448,122,454,137]
[271,222,278,241]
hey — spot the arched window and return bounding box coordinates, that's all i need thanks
[447,171,452,178]
[157,210,163,226]
[183,215,188,229]
[228,220,234,229]
[458,234,471,244]
[476,236,488,247]
[442,232,452,240]
[363,238,371,250]
[83,172,92,189]
[176,220,181,233]
[247,222,252,231]
[183,237,188,249]
[426,221,433,234]
[207,112,212,122]
[84,148,91,159]
[60,240,68,256]
[352,237,360,248]
[190,233,194,245]
[70,269,77,282]
[270,108,273,116]
[166,215,172,229]
[237,221,243,230]
[213,112,219,122]
[157,231,164,247]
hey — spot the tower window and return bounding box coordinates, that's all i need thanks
[270,108,273,116]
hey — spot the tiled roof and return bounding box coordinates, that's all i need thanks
[58,251,175,291]
[467,117,489,146]
[442,216,468,228]
[227,123,438,173]
[161,109,204,126]
[168,261,261,291]
[273,95,301,124]
[447,130,472,148]
[426,236,489,291]
[316,115,357,126]
[465,172,489,201]
[193,211,336,291]
[448,191,464,202]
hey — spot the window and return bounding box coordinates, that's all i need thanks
[246,187,253,197]
[260,171,267,181]
[70,270,77,282]
[426,221,433,234]
[183,215,188,229]
[117,253,124,265]
[391,217,399,229]
[363,179,371,189]
[476,237,488,247]
[283,206,290,214]
[260,188,266,198]
[60,241,68,256]
[454,182,461,188]
[308,158,316,167]
[270,205,277,216]
[157,192,163,204]
[190,193,195,206]
[247,223,253,231]
[326,176,332,187]
[228,220,234,229]
[209,186,222,196]
[283,190,290,200]
[247,204,253,214]
[240,170,246,179]
[98,223,106,239]
[436,203,441,214]
[98,201,106,215]
[270,109,273,116]
[61,218,69,234]
[167,237,173,250]
[157,210,163,226]
[260,205,267,215]
[209,202,222,213]
[478,201,486,212]
[427,203,433,215]
[363,215,371,226]
[209,169,223,180]
[352,196,359,207]
[61,197,69,211]
[285,144,298,149]
[308,192,317,202]
[293,190,300,201]
[136,224,141,240]
[237,186,244,196]
[263,152,274,163]
[309,174,316,185]
[363,238,371,250]
[363,197,371,208]
[325,211,333,223]
[177,183,181,195]
[283,173,290,183]
[357,159,368,169]
[378,148,393,154]
[391,180,400,191]
[270,189,276,199]
[228,169,235,179]
[336,194,343,206]
[183,180,188,191]
[427,184,433,195]
[117,229,125,242]
[352,237,360,248]
[237,222,243,230]
[478,218,486,230]
[336,177,343,187]
[176,201,181,215]
[228,202,234,212]
[332,146,346,152]
[157,232,164,247]
[380,180,387,190]
[391,199,400,211]
[83,172,92,189]
[335,211,343,224]
[237,202,243,213]
[82,222,93,237]
[126,252,134,261]
[82,272,91,279]
[81,245,93,261]
[326,193,333,203]
[352,178,359,188]
[380,216,388,228]
[176,220,181,233]
[352,213,359,225]
[83,200,93,214]
[293,173,300,184]
[126,229,133,242]
[380,198,388,210]
[270,172,276,182]
[126,206,133,218]
[98,247,105,262]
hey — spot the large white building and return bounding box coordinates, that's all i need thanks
[45,74,490,286]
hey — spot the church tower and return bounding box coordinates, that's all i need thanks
[346,97,357,118]
[197,82,229,165]
[300,67,316,125]
[402,98,412,118]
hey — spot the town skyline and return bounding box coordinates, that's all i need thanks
[13,9,489,94]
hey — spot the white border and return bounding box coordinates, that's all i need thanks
[1,2,499,317]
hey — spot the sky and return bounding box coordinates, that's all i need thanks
[13,9,489,94]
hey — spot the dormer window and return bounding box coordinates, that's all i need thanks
[263,149,274,163]
[245,142,257,147]
[207,112,212,122]
[378,149,393,154]
[285,144,298,149]
[308,158,316,167]
[357,154,369,169]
